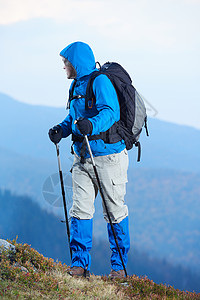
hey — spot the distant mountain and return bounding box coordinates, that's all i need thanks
[1,92,200,278]
[0,146,56,205]
[0,92,70,159]
[137,117,200,173]
[1,190,199,293]
[0,92,73,204]
[1,92,200,172]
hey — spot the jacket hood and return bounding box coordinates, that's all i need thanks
[60,41,96,79]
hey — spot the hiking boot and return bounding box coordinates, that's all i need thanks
[68,266,90,279]
[108,269,125,279]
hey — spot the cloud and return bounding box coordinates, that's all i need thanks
[184,0,200,3]
[0,0,102,25]
[1,0,199,52]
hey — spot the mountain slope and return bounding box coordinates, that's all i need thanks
[0,241,199,299]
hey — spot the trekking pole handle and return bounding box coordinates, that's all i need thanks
[74,120,95,165]
[56,144,62,172]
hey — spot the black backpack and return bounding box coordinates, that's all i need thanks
[68,62,149,161]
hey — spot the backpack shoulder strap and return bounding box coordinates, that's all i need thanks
[67,80,77,109]
[85,71,102,110]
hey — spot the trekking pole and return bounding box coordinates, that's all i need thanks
[84,135,128,277]
[55,143,72,260]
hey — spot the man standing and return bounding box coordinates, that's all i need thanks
[49,41,130,279]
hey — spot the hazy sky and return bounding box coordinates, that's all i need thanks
[0,0,200,128]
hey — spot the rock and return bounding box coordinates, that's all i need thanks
[0,239,38,273]
[0,239,16,254]
[0,239,16,262]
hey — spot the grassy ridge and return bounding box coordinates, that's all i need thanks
[0,240,199,299]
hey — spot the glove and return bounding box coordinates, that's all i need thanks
[76,118,93,135]
[48,125,63,144]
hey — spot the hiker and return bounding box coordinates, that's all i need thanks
[49,41,130,279]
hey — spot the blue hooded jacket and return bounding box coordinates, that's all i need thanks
[59,41,125,157]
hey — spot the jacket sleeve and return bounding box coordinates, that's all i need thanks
[88,74,120,135]
[59,112,72,138]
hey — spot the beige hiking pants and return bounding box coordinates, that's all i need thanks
[69,148,129,223]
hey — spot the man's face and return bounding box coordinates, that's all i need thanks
[62,58,77,79]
